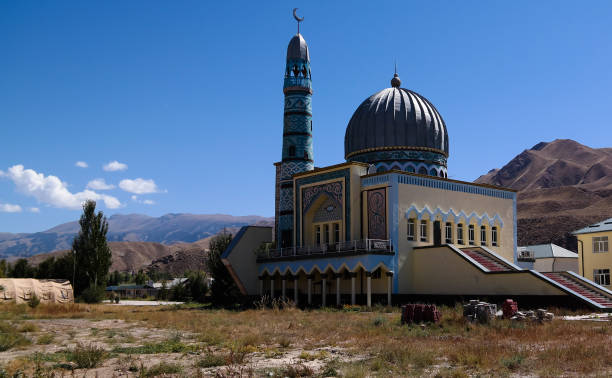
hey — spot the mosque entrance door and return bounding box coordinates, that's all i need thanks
[433,221,442,246]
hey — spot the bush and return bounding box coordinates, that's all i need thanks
[68,342,107,368]
[141,362,182,377]
[80,285,105,304]
[28,294,40,308]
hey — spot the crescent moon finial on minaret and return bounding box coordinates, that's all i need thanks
[293,8,304,34]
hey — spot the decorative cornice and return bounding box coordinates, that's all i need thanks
[283,87,313,95]
[361,170,518,193]
[346,145,448,159]
[404,204,505,227]
[292,161,369,178]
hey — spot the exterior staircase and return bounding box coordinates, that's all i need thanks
[461,248,516,272]
[542,272,612,309]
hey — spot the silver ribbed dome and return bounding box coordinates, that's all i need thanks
[287,34,309,61]
[344,85,448,160]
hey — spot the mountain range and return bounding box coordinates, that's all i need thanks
[0,213,272,259]
[476,139,612,250]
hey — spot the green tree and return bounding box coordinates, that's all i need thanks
[72,200,112,297]
[0,259,7,278]
[134,270,148,285]
[9,259,35,278]
[206,232,241,306]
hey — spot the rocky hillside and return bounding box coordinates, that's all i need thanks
[0,213,272,259]
[475,139,612,250]
[25,225,252,275]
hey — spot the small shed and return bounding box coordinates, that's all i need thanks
[517,244,578,272]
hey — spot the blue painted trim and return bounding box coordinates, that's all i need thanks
[395,173,514,199]
[258,254,395,275]
[221,226,249,260]
[389,174,400,293]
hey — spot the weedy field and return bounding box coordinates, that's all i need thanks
[0,302,610,377]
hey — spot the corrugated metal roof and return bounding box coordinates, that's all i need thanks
[518,243,578,258]
[573,218,612,235]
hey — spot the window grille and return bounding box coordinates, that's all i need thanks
[420,220,428,242]
[593,237,609,253]
[407,219,415,241]
[594,269,611,286]
[445,222,452,243]
[468,225,475,245]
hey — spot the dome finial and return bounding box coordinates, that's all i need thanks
[391,71,401,88]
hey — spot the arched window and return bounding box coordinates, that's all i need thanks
[378,166,388,173]
[418,167,427,175]
[491,226,498,247]
[390,165,401,171]
[304,151,309,160]
[445,222,453,243]
[468,225,475,245]
[429,168,437,176]
[480,226,487,246]
[439,170,444,178]
[457,223,464,244]
[407,166,415,173]
[288,146,296,157]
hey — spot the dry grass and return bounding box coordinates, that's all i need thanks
[0,302,610,376]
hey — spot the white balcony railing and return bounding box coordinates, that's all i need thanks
[257,239,392,260]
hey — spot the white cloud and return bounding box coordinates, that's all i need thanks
[0,165,122,210]
[75,161,88,168]
[103,160,128,172]
[119,178,159,194]
[28,207,40,213]
[0,203,22,213]
[131,195,155,205]
[86,178,115,190]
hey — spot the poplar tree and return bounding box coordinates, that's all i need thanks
[72,200,112,296]
[206,232,241,306]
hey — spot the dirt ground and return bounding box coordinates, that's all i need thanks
[0,313,362,377]
[1,302,611,377]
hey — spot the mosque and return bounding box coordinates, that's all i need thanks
[222,14,612,310]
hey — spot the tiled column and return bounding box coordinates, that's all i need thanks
[336,274,341,306]
[307,274,313,305]
[281,277,286,300]
[350,272,356,305]
[386,271,394,306]
[321,274,327,307]
[366,271,372,308]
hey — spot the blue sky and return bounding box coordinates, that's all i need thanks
[1,1,611,233]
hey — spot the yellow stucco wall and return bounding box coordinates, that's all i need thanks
[222,226,273,295]
[577,230,612,288]
[395,182,515,293]
[407,246,565,296]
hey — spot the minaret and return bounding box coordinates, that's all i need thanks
[274,11,313,248]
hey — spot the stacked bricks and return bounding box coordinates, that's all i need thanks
[401,304,441,324]
[502,299,518,319]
